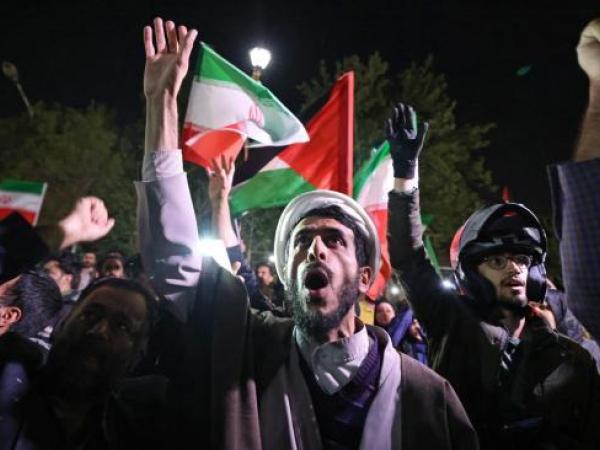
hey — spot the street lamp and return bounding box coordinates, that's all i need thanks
[2,61,34,118]
[249,47,271,81]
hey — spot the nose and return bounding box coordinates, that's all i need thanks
[88,318,110,339]
[307,235,327,262]
[505,257,523,274]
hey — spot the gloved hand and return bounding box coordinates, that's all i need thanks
[385,103,429,179]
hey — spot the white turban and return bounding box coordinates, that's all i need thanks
[273,190,381,287]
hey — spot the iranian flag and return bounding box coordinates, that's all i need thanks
[0,180,47,225]
[182,43,308,169]
[353,141,394,300]
[230,72,354,215]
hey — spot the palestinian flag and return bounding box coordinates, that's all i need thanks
[230,71,354,215]
[353,141,394,300]
[0,180,47,225]
[182,43,308,169]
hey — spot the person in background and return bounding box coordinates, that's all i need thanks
[0,277,168,449]
[78,251,98,291]
[0,270,64,350]
[374,299,428,365]
[43,253,80,303]
[100,253,127,279]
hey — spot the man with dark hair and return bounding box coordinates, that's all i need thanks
[44,253,81,303]
[137,17,477,449]
[388,101,600,448]
[0,271,63,347]
[253,261,285,313]
[0,277,167,449]
[78,251,98,291]
[100,253,127,279]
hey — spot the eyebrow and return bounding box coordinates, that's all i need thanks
[294,227,346,240]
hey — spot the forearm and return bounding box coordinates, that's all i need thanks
[575,82,600,162]
[210,197,238,247]
[145,94,179,155]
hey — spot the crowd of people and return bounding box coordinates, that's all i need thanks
[1,15,600,450]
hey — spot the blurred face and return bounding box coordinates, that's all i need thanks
[102,259,125,279]
[44,261,73,295]
[408,319,424,342]
[49,285,147,394]
[285,216,371,337]
[375,302,396,327]
[477,252,531,308]
[82,253,97,269]
[256,265,274,287]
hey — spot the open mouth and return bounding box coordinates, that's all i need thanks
[304,267,329,290]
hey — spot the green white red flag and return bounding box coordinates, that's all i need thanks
[0,180,47,225]
[353,142,441,299]
[353,141,394,300]
[230,72,355,215]
[182,43,308,168]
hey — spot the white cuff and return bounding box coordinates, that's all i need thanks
[142,150,184,181]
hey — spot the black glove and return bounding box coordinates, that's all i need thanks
[385,102,429,179]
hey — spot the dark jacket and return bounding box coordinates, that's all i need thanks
[389,189,600,450]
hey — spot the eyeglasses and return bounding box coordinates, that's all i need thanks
[482,254,533,270]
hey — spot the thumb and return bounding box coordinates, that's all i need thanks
[105,218,116,232]
[419,121,430,141]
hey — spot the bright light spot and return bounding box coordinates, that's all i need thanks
[249,47,272,70]
[198,238,232,272]
[389,285,400,296]
[268,254,276,263]
[441,279,455,290]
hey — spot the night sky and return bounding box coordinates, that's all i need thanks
[1,0,599,217]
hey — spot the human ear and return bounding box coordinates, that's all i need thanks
[0,306,22,328]
[358,266,373,294]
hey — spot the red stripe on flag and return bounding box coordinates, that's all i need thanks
[364,208,392,300]
[0,208,36,224]
[279,72,354,195]
[182,126,245,169]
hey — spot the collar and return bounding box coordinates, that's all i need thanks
[295,318,372,395]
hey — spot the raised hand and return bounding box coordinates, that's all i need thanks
[143,17,197,100]
[385,103,429,179]
[577,18,600,83]
[208,155,235,205]
[59,197,115,249]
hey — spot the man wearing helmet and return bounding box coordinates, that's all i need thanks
[387,102,600,449]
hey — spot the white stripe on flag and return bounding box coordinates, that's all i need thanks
[0,190,44,212]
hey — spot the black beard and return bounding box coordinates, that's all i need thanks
[287,275,359,341]
[44,336,126,402]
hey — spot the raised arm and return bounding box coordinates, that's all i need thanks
[208,155,238,247]
[549,18,600,340]
[575,18,600,162]
[136,18,201,321]
[386,103,457,338]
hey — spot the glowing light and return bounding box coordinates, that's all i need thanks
[268,254,276,263]
[389,285,400,296]
[249,47,272,70]
[198,238,232,272]
[441,279,455,290]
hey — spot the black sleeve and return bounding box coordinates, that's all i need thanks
[388,190,461,341]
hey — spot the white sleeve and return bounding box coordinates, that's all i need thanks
[142,149,184,182]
